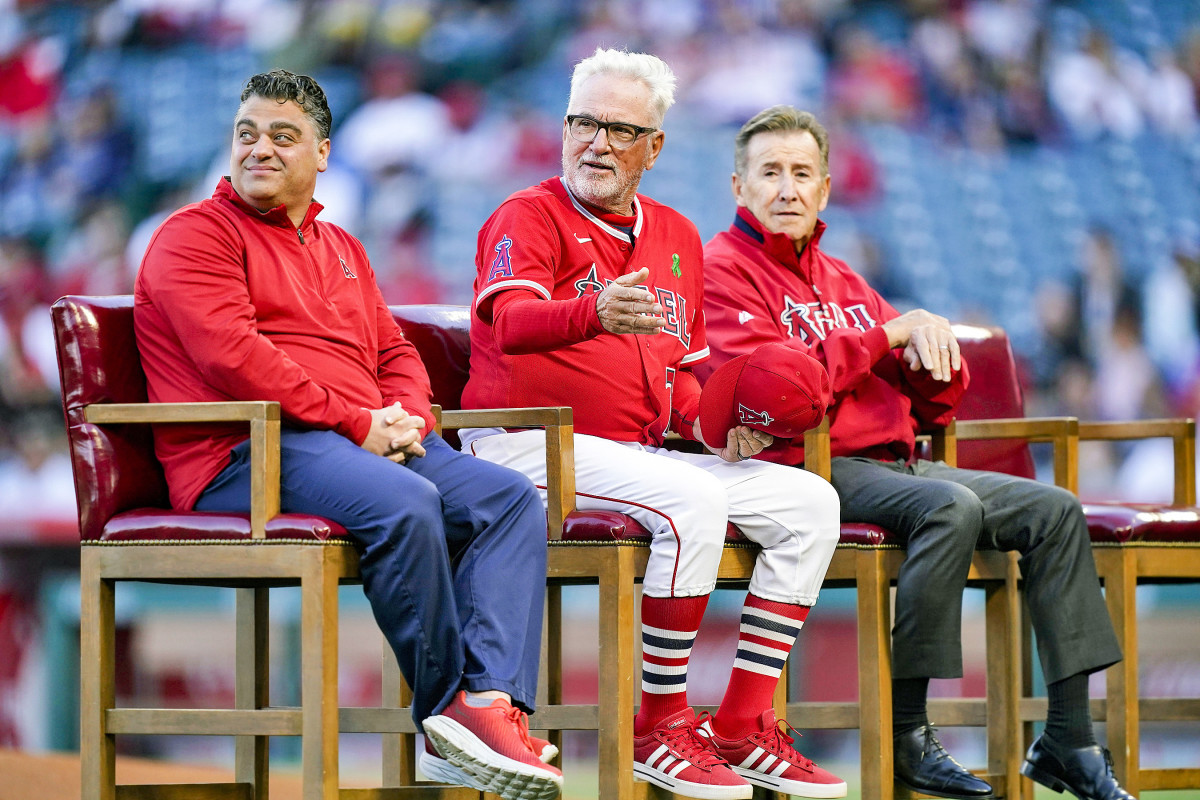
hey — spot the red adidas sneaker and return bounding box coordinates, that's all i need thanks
[633,708,752,799]
[422,691,562,800]
[699,710,847,798]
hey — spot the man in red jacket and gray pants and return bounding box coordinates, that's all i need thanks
[698,105,1132,800]
[133,69,561,800]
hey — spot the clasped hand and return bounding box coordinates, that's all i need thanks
[882,309,961,382]
[362,402,426,463]
[694,419,773,463]
[596,267,666,335]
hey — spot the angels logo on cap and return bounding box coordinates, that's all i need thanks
[699,343,831,446]
[738,404,774,427]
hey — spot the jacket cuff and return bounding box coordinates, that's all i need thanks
[864,325,892,363]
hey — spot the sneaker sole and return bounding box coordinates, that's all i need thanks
[418,750,474,787]
[633,763,753,800]
[732,765,848,798]
[423,715,562,800]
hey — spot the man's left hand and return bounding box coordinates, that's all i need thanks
[903,325,960,382]
[695,420,773,462]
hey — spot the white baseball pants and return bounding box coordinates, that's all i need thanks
[463,430,840,604]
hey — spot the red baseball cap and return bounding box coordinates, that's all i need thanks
[699,343,831,445]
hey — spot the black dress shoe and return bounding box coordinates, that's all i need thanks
[894,724,994,800]
[1021,733,1135,800]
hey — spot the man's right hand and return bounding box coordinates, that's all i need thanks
[595,267,667,335]
[361,402,426,463]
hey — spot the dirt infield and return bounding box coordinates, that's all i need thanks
[0,748,303,800]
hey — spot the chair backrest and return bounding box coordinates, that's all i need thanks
[391,304,472,411]
[51,301,1028,541]
[51,295,170,541]
[388,310,1038,479]
[952,324,1036,479]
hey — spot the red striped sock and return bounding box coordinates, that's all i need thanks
[633,594,710,736]
[712,594,809,739]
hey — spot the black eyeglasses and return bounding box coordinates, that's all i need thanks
[566,114,658,148]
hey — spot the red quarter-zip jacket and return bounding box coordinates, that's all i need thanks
[699,208,968,465]
[134,178,435,510]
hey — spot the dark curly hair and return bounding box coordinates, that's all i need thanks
[240,69,332,141]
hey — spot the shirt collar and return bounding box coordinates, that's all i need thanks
[731,206,826,272]
[216,177,324,231]
[558,177,643,243]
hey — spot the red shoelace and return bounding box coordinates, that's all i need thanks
[502,703,538,755]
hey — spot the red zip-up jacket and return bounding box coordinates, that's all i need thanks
[134,178,436,510]
[699,208,968,465]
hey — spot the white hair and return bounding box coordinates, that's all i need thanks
[567,47,677,125]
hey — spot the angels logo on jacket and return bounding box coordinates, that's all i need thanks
[487,236,514,282]
[780,294,879,342]
[738,404,774,427]
[338,255,356,279]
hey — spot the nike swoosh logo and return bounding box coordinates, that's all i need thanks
[574,234,592,243]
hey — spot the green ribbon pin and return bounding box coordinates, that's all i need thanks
[671,253,681,277]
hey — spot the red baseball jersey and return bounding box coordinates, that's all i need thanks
[463,177,708,445]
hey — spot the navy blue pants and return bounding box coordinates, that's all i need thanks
[196,429,547,725]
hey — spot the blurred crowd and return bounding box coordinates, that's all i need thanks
[4,0,1200,523]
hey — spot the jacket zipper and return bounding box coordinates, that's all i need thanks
[297,227,329,302]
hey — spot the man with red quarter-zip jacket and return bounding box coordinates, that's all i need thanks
[702,208,968,468]
[134,69,563,800]
[699,105,1131,800]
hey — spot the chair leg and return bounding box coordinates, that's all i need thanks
[856,549,893,800]
[236,587,270,799]
[382,641,412,786]
[301,549,340,799]
[80,550,116,800]
[1102,550,1139,795]
[984,553,1022,798]
[544,584,564,760]
[597,548,638,800]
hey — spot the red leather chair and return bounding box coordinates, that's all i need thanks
[392,308,1026,800]
[945,326,1200,796]
[53,295,479,800]
[1075,427,1200,795]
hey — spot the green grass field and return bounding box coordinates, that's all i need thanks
[558,760,1200,799]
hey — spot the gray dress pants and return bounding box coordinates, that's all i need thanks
[829,457,1122,684]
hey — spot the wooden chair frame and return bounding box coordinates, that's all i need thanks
[436,408,783,800]
[77,397,486,800]
[788,415,1079,800]
[1077,418,1200,795]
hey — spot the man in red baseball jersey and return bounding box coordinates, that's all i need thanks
[699,105,1131,800]
[461,50,846,799]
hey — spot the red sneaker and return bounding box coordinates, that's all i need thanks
[419,735,557,786]
[422,691,563,800]
[529,734,559,763]
[419,737,471,786]
[633,708,752,799]
[699,710,847,798]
